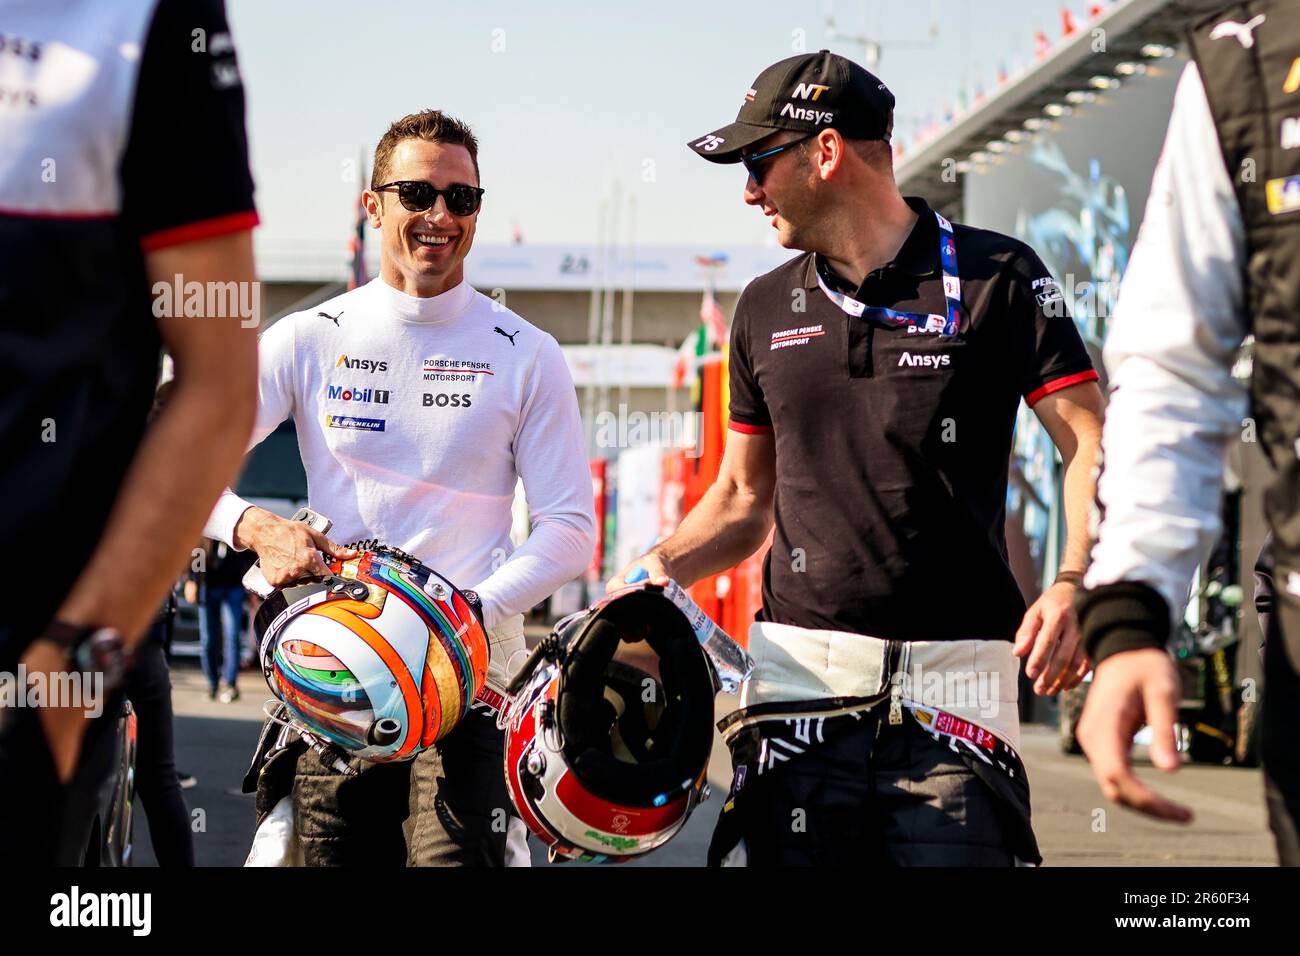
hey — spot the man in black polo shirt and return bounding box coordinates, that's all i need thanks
[611,50,1104,865]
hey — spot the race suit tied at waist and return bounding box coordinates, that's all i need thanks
[710,621,1041,867]
[485,613,526,699]
[731,621,1023,751]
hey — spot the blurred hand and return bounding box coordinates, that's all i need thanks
[20,640,91,784]
[1013,582,1090,696]
[1077,647,1192,823]
[607,550,672,593]
[233,507,357,588]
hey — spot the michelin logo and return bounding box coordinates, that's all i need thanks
[326,414,386,432]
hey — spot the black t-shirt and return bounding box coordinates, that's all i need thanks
[199,540,258,590]
[728,197,1096,642]
[0,0,257,667]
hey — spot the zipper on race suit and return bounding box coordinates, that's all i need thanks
[887,639,903,725]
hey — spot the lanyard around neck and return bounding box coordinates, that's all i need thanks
[814,211,961,337]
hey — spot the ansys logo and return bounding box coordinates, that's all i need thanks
[779,102,833,125]
[336,354,388,373]
[897,352,951,368]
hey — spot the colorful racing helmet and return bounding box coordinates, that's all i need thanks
[501,585,716,862]
[254,545,490,763]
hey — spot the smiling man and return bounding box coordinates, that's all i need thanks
[203,110,596,866]
[613,51,1104,866]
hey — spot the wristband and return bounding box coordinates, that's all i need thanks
[38,621,129,691]
[1054,570,1084,586]
[1075,580,1171,665]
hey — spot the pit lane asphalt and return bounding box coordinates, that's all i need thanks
[132,656,1277,867]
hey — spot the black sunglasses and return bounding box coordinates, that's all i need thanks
[741,134,816,185]
[374,181,485,216]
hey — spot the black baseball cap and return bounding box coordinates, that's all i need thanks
[688,50,895,164]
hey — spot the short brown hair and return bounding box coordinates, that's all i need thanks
[370,110,480,190]
[849,138,893,170]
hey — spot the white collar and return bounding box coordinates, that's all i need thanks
[369,277,475,325]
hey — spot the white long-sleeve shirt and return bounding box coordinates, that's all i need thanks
[204,276,596,629]
[1084,62,1249,621]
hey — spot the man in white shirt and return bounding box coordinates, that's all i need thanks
[206,110,596,866]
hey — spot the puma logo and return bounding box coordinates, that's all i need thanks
[317,310,342,326]
[1209,14,1266,48]
[494,327,519,346]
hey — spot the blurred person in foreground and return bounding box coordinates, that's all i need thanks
[1078,0,1300,865]
[0,0,258,863]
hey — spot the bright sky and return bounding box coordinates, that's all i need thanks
[228,0,1075,249]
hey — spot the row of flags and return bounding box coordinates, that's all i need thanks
[343,5,1118,285]
[347,189,367,291]
[900,1,1114,158]
[672,254,731,395]
[672,284,732,482]
[347,148,368,291]
[672,288,727,391]
[1041,2,1109,54]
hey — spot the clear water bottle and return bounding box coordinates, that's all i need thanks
[627,568,755,693]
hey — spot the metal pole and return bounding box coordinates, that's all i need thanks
[598,181,620,432]
[583,199,607,457]
[619,195,636,408]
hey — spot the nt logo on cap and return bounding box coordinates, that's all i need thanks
[791,82,830,101]
[689,49,895,163]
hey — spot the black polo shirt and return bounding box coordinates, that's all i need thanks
[728,196,1097,642]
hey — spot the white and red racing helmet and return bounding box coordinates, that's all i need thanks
[500,585,716,862]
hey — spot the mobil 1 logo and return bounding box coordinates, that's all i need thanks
[326,385,390,404]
